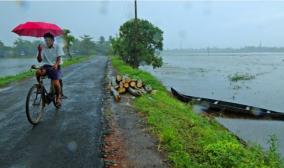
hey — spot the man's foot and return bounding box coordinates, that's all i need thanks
[55,100,61,108]
[61,94,68,99]
[55,96,62,108]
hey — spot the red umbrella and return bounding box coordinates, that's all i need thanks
[12,21,64,37]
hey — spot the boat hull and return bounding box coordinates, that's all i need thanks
[171,88,284,120]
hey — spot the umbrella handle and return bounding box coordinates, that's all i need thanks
[37,44,42,52]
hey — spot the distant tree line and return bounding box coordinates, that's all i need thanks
[0,35,112,58]
[0,39,41,58]
[169,46,284,53]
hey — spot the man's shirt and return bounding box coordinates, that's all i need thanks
[39,43,64,65]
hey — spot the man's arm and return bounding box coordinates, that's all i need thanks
[53,44,64,69]
[52,56,61,69]
[37,45,43,62]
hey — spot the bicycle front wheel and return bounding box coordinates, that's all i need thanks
[25,84,45,125]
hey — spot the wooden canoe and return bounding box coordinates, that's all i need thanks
[171,88,284,120]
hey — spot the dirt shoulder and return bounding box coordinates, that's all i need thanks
[101,60,169,168]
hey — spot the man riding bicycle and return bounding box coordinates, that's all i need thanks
[36,32,64,107]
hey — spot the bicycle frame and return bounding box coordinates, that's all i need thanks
[38,77,56,105]
[26,65,60,125]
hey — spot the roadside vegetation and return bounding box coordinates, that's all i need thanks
[112,56,284,168]
[111,18,163,68]
[0,55,92,87]
[228,73,255,82]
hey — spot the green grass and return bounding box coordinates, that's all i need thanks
[0,55,93,87]
[111,56,284,168]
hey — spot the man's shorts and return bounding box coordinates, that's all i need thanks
[41,64,62,80]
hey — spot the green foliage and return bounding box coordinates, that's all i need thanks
[78,35,96,55]
[228,73,255,82]
[266,135,283,168]
[95,36,112,55]
[13,38,41,57]
[0,40,13,57]
[0,70,33,87]
[112,19,164,68]
[62,29,75,59]
[203,140,247,168]
[111,56,284,168]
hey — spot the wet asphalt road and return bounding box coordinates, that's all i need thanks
[0,56,107,168]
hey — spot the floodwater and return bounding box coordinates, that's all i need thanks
[142,51,284,155]
[0,58,36,77]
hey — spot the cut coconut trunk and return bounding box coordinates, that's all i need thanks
[116,75,122,83]
[128,87,143,97]
[136,80,143,88]
[130,81,136,88]
[123,82,129,88]
[118,86,126,94]
[110,86,120,102]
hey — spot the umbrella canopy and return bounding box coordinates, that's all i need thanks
[12,21,64,37]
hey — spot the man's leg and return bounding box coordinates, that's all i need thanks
[36,69,46,83]
[59,79,64,96]
[59,79,68,98]
[52,79,61,105]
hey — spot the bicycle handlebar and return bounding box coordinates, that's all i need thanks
[31,65,40,70]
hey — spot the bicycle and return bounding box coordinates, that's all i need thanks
[25,65,62,125]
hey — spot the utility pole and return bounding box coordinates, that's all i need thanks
[134,0,137,20]
[133,0,138,67]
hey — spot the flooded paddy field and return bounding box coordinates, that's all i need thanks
[142,51,284,155]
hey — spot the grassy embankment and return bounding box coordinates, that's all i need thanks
[111,56,283,168]
[0,55,93,87]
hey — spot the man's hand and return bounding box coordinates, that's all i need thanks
[53,56,61,70]
[37,44,42,52]
[52,64,58,70]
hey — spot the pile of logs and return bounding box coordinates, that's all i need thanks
[110,74,152,102]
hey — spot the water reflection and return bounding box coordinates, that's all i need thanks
[0,58,36,77]
[217,118,284,155]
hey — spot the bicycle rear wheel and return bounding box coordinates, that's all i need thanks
[25,84,45,125]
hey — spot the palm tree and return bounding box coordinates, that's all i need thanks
[63,29,75,59]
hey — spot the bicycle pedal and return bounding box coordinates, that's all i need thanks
[46,93,54,104]
[62,95,68,99]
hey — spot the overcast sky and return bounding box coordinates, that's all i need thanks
[1,0,284,49]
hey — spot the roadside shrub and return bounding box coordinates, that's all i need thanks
[203,140,246,168]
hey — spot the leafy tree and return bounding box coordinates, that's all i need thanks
[0,40,5,57]
[62,29,75,59]
[99,36,105,44]
[0,40,4,48]
[95,36,112,55]
[79,35,96,55]
[71,38,81,54]
[0,40,16,57]
[112,18,163,68]
[13,38,37,57]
